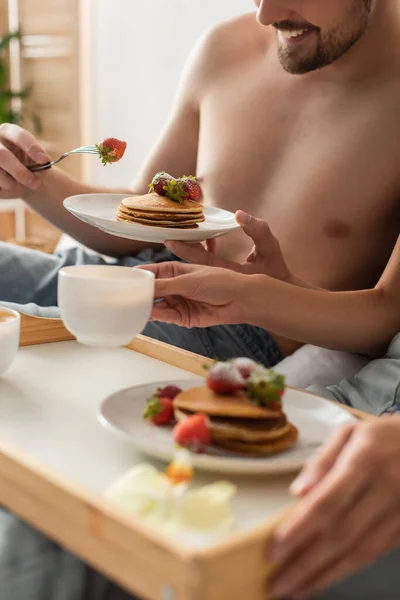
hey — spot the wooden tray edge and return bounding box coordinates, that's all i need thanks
[19,313,213,376]
[0,439,202,599]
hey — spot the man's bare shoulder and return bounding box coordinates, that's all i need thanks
[191,12,270,85]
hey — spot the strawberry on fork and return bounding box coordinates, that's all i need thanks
[96,138,127,165]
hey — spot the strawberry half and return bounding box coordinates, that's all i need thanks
[149,171,174,196]
[96,138,127,165]
[181,176,202,201]
[207,362,246,395]
[173,414,211,451]
[143,396,174,426]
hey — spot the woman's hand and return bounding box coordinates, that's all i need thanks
[270,416,400,599]
[141,261,252,328]
[165,210,291,281]
[0,123,50,199]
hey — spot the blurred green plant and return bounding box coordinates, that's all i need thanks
[0,30,42,134]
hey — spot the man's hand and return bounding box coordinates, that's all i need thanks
[140,261,249,328]
[270,417,400,599]
[165,210,291,281]
[0,123,50,199]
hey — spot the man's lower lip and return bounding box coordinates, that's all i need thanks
[278,30,315,45]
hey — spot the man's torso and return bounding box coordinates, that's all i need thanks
[197,14,400,295]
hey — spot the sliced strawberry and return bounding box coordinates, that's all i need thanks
[143,396,174,425]
[207,362,245,395]
[156,385,182,400]
[180,176,202,201]
[96,138,127,165]
[173,414,211,450]
[149,171,174,196]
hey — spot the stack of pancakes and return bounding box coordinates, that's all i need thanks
[117,193,205,229]
[174,387,298,457]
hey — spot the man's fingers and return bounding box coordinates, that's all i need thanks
[0,123,50,164]
[0,168,14,191]
[272,485,392,598]
[291,423,356,496]
[165,241,216,265]
[0,144,41,189]
[291,513,400,599]
[273,444,368,559]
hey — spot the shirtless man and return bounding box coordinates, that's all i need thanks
[2,4,400,598]
[1,0,399,364]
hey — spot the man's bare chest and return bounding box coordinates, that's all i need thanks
[197,81,400,229]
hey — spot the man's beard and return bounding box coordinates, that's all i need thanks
[276,0,373,75]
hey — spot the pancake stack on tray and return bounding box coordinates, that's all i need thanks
[117,193,205,229]
[173,359,298,457]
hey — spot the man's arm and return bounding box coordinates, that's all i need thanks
[0,26,219,256]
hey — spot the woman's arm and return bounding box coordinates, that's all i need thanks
[248,235,400,353]
[144,236,400,354]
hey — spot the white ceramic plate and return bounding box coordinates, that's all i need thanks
[99,378,356,475]
[64,194,240,243]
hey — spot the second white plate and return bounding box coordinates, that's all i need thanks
[99,378,357,475]
[64,194,240,243]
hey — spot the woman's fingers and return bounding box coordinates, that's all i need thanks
[165,241,217,265]
[138,260,198,279]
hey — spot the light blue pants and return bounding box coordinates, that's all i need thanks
[1,240,400,599]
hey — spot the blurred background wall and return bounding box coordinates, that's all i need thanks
[0,0,251,247]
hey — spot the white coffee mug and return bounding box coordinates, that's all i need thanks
[0,307,20,376]
[58,266,155,347]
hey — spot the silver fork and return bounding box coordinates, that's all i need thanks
[27,145,99,172]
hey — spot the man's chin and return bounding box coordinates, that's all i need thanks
[277,50,323,75]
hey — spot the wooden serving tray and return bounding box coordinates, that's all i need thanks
[0,315,373,600]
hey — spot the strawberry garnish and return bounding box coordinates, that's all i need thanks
[96,138,127,165]
[163,179,187,203]
[181,176,202,201]
[207,362,246,395]
[173,414,211,451]
[156,385,182,400]
[149,171,174,196]
[246,370,286,407]
[231,358,259,380]
[148,172,202,203]
[143,396,174,426]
